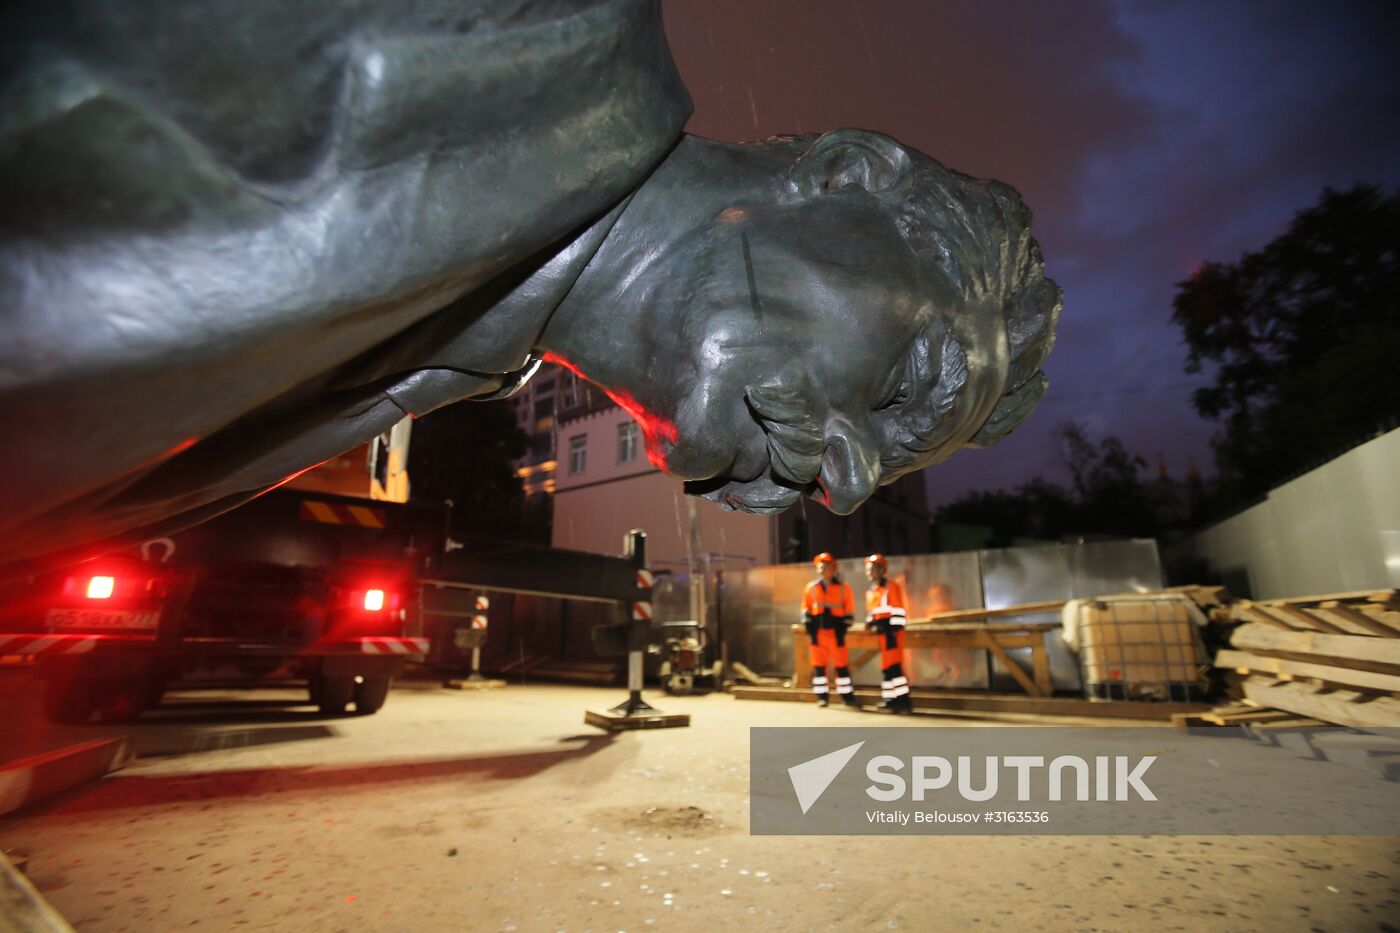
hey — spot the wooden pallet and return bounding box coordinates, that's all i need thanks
[1240,677,1400,730]
[1226,589,1400,638]
[1171,701,1326,730]
[1216,647,1400,693]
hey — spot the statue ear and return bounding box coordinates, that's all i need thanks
[788,129,913,198]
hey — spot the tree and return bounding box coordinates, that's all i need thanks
[406,399,543,542]
[1173,184,1400,503]
[936,423,1169,543]
[1057,422,1157,537]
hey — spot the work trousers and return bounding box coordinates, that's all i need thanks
[809,627,852,697]
[879,627,909,702]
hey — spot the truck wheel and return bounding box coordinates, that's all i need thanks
[353,676,392,715]
[98,679,149,723]
[315,675,354,716]
[43,673,97,725]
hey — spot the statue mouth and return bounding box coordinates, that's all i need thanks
[680,394,835,515]
[683,471,816,515]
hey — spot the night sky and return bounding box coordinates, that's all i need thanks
[662,0,1400,506]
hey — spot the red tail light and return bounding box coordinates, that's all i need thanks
[86,576,115,599]
[364,589,386,611]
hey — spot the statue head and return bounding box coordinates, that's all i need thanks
[540,129,1061,516]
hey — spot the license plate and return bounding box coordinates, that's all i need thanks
[46,608,159,630]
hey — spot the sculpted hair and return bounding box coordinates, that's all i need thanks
[778,129,1061,478]
[888,148,1063,452]
[702,131,1061,512]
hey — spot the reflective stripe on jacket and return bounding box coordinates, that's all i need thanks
[803,578,854,626]
[866,579,908,627]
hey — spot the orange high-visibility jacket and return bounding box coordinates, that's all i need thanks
[802,578,855,627]
[866,579,908,628]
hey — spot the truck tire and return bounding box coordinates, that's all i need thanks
[43,673,97,725]
[315,675,354,716]
[98,679,149,723]
[353,676,392,716]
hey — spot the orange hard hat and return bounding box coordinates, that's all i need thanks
[865,553,888,570]
[812,552,837,567]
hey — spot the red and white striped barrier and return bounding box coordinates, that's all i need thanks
[632,601,652,622]
[298,500,386,528]
[637,568,654,590]
[355,637,430,655]
[475,595,490,610]
[0,634,101,656]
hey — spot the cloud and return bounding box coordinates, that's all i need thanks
[661,0,1400,505]
[663,0,1158,221]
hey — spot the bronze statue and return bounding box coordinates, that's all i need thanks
[0,0,1060,570]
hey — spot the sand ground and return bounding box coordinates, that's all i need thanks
[1,675,1397,932]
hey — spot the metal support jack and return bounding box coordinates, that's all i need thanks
[585,530,690,731]
[443,593,505,690]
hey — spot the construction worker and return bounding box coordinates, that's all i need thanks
[865,554,912,713]
[802,553,859,707]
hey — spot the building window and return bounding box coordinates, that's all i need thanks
[617,420,639,464]
[568,434,587,475]
[561,373,580,408]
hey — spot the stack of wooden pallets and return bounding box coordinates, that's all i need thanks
[1178,589,1400,729]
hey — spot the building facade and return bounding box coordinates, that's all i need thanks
[507,364,617,499]
[551,401,776,571]
[541,362,933,570]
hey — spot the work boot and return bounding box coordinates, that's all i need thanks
[816,694,830,707]
[840,692,861,709]
[890,695,913,715]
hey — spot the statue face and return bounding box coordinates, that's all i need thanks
[655,188,979,515]
[544,131,1057,520]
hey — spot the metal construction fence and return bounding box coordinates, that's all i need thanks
[716,540,1163,691]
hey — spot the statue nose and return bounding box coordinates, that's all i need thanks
[818,420,881,515]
